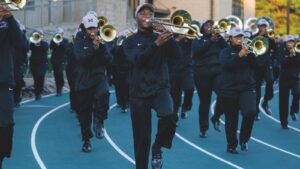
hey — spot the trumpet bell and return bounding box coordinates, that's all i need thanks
[295,42,300,53]
[98,16,108,27]
[30,32,42,44]
[53,33,63,44]
[99,25,117,42]
[0,0,26,10]
[249,36,269,56]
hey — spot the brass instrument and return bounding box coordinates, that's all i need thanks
[186,20,202,39]
[226,15,243,29]
[98,24,117,42]
[30,31,42,44]
[53,33,63,44]
[212,18,231,33]
[267,29,275,39]
[244,17,258,35]
[295,41,300,53]
[0,0,26,10]
[147,9,200,38]
[98,16,108,27]
[242,36,269,56]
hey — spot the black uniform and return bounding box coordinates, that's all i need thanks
[74,31,112,142]
[251,34,277,116]
[110,43,130,111]
[219,44,257,151]
[192,34,227,135]
[278,47,300,128]
[29,40,49,99]
[65,40,77,112]
[13,31,29,106]
[50,38,68,95]
[0,15,27,166]
[123,30,180,169]
[169,38,194,116]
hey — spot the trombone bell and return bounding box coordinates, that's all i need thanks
[99,25,117,42]
[0,0,26,10]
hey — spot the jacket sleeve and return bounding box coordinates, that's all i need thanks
[95,43,112,65]
[7,16,28,51]
[191,38,213,58]
[219,48,240,70]
[73,33,98,66]
[123,37,159,66]
[165,38,182,60]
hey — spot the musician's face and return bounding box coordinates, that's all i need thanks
[258,24,268,35]
[86,27,97,39]
[286,40,295,49]
[230,35,243,46]
[203,22,213,35]
[136,8,154,30]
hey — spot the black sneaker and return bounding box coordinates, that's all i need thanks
[262,101,272,115]
[180,110,187,119]
[35,94,42,101]
[121,108,127,113]
[199,131,207,138]
[281,125,289,130]
[227,147,238,154]
[291,113,298,121]
[82,140,92,152]
[254,114,260,121]
[152,149,163,169]
[94,120,104,139]
[210,117,221,132]
[240,142,248,151]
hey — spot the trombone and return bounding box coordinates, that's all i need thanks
[97,16,117,42]
[0,0,26,10]
[29,31,43,45]
[211,18,231,34]
[241,36,269,56]
[147,9,201,39]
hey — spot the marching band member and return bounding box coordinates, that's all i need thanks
[29,30,49,100]
[0,6,27,168]
[74,14,112,152]
[122,3,180,169]
[50,27,68,96]
[279,35,300,128]
[251,18,278,119]
[219,27,257,153]
[192,19,227,137]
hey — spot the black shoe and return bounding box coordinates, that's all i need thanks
[121,108,127,113]
[82,140,92,152]
[199,131,207,138]
[240,142,248,151]
[210,117,221,132]
[227,147,238,154]
[35,95,42,101]
[262,101,272,115]
[281,125,289,130]
[291,113,298,121]
[180,110,187,119]
[254,114,260,121]
[94,121,104,139]
[152,149,163,169]
[14,102,20,108]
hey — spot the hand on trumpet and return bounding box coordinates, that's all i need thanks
[239,46,250,58]
[90,32,102,49]
[155,30,173,47]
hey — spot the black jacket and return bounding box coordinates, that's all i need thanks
[50,38,68,65]
[218,44,257,97]
[0,16,27,86]
[73,31,112,91]
[29,40,49,65]
[192,35,227,75]
[123,30,181,98]
[14,32,29,81]
[278,46,300,87]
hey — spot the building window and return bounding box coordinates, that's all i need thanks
[232,0,244,19]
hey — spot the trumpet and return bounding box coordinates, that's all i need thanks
[0,0,26,10]
[295,41,300,53]
[267,29,275,39]
[29,31,42,44]
[53,33,63,44]
[241,36,269,56]
[98,16,108,27]
[98,24,117,42]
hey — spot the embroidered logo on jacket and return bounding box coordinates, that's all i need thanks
[0,21,8,29]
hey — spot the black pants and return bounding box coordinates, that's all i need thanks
[130,90,177,169]
[221,90,256,149]
[76,84,109,141]
[279,82,300,127]
[30,64,46,97]
[211,96,224,123]
[66,68,77,111]
[181,88,194,111]
[255,68,274,114]
[194,73,220,133]
[13,79,25,104]
[0,126,13,159]
[53,64,65,94]
[114,73,129,109]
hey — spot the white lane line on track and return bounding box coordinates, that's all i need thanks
[21,105,55,108]
[175,133,244,169]
[31,102,70,169]
[210,101,300,159]
[259,90,300,132]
